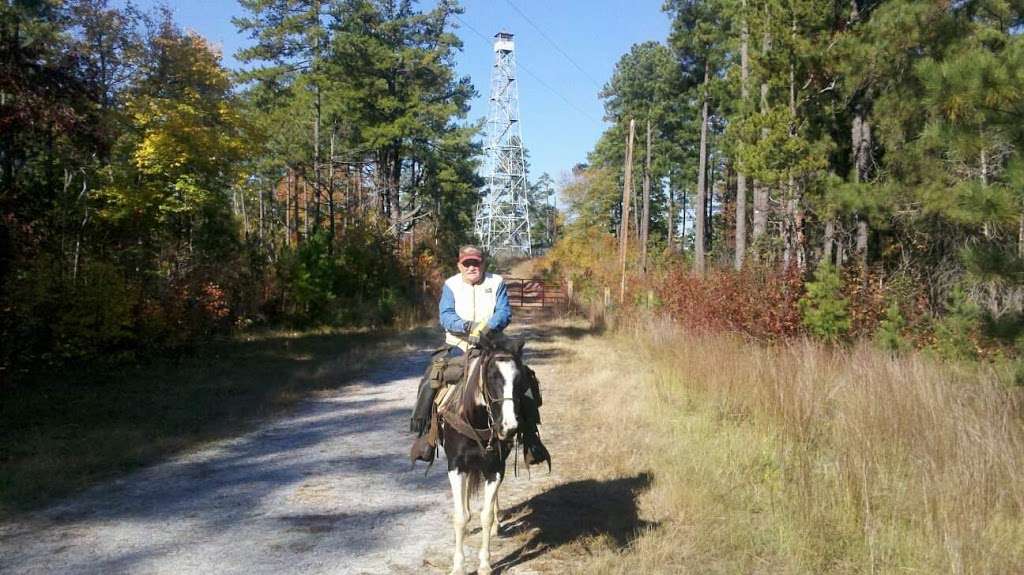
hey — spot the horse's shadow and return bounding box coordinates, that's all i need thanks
[492,472,655,571]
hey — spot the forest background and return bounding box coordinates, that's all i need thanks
[1,0,564,375]
[553,0,1024,367]
[4,0,1024,372]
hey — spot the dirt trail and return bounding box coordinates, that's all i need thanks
[0,316,590,575]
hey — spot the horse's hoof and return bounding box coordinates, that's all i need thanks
[478,564,492,575]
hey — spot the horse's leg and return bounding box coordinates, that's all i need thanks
[477,477,502,575]
[490,490,500,537]
[448,470,468,575]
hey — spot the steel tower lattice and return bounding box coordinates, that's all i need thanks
[474,31,532,257]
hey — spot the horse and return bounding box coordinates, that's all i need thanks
[438,335,526,575]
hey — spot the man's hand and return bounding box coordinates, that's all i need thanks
[468,323,493,346]
[461,321,491,344]
[470,322,486,338]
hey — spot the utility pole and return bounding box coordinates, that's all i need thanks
[641,120,652,274]
[620,118,635,303]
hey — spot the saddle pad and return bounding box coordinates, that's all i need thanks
[434,384,454,408]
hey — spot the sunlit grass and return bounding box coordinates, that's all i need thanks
[558,318,1024,574]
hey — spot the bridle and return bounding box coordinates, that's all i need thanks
[479,350,518,435]
[460,348,519,453]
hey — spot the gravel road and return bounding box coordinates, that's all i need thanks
[0,346,455,574]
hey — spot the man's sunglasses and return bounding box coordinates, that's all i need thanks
[460,259,482,268]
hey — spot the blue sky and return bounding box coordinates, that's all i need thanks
[142,0,672,184]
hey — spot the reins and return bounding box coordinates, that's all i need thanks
[440,348,518,457]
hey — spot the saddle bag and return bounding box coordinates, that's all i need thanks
[427,347,468,389]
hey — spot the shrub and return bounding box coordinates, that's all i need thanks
[799,264,851,343]
[1,257,138,369]
[655,266,804,340]
[931,287,982,360]
[875,301,911,354]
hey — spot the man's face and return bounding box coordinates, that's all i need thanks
[458,257,485,284]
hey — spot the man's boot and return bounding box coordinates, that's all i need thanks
[519,398,550,470]
[521,428,550,470]
[410,433,435,464]
[410,364,440,465]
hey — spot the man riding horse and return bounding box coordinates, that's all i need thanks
[410,245,549,467]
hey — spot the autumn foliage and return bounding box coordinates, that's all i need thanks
[653,267,805,340]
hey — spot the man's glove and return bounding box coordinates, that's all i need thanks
[468,323,493,346]
[470,322,486,338]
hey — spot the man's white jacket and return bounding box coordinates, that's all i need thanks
[438,272,512,350]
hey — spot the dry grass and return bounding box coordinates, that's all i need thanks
[553,317,1024,574]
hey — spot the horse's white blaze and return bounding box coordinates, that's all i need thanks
[495,360,518,438]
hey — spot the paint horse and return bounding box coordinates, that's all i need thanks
[438,335,526,575]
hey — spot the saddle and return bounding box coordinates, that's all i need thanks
[426,346,471,390]
[433,350,493,450]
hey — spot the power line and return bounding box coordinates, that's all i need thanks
[502,0,604,90]
[452,13,601,125]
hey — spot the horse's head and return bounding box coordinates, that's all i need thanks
[478,335,526,441]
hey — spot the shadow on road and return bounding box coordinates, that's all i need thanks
[493,472,656,571]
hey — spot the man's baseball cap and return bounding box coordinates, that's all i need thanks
[458,245,484,264]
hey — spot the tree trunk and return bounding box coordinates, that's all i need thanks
[681,189,688,251]
[851,0,870,275]
[313,85,321,229]
[752,2,771,257]
[311,0,323,230]
[381,144,402,236]
[667,184,675,253]
[735,0,750,271]
[240,188,248,236]
[787,44,805,272]
[823,219,835,266]
[328,126,336,251]
[852,111,871,272]
[1018,210,1023,258]
[695,63,710,275]
[302,177,309,239]
[291,169,300,246]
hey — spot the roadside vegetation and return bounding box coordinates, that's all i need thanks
[0,326,433,517]
[545,318,1024,574]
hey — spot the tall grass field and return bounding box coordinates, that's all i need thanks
[563,318,1024,574]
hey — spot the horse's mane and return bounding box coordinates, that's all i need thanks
[456,336,524,422]
[481,333,525,357]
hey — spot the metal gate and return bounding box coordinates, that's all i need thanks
[503,277,566,309]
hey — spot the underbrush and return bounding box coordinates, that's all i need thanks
[0,226,442,379]
[566,318,1024,574]
[539,233,1020,360]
